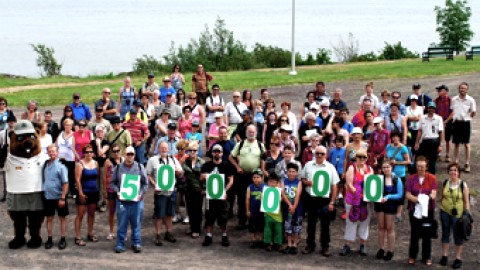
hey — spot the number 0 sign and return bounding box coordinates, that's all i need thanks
[119,174,140,201]
[260,187,281,214]
[363,174,384,202]
[310,170,331,197]
[156,164,175,192]
[206,174,225,200]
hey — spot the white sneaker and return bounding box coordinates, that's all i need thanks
[172,214,182,223]
[182,216,189,224]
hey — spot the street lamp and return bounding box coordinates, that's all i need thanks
[289,0,297,75]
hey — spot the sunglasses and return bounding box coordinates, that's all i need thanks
[357,156,368,159]
[112,150,121,153]
[189,149,198,152]
[188,97,197,100]
[126,153,135,156]
[280,119,288,122]
[79,124,86,127]
[84,151,94,154]
[392,96,400,99]
[103,92,111,94]
[270,143,279,146]
[316,152,326,156]
[213,150,223,153]
[65,110,72,112]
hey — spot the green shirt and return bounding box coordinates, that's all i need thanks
[231,140,265,173]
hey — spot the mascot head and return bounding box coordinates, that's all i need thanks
[10,120,41,158]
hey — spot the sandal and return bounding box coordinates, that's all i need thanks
[425,259,433,266]
[191,233,200,239]
[75,238,86,246]
[408,258,415,265]
[106,233,115,240]
[87,234,99,242]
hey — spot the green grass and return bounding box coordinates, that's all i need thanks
[2,57,480,107]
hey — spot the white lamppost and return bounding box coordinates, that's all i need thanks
[289,0,297,75]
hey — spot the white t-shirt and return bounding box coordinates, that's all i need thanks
[205,95,225,123]
[300,160,340,195]
[6,154,48,193]
[406,106,423,130]
[451,95,476,121]
[358,94,379,110]
[225,102,247,125]
[40,134,53,157]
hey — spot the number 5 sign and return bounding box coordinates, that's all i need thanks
[119,174,140,201]
[156,164,175,192]
[364,174,384,202]
[206,174,225,200]
[260,187,281,214]
[310,170,331,198]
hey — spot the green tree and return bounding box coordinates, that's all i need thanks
[30,44,62,77]
[379,42,419,60]
[434,0,474,54]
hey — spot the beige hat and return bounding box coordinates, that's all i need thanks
[125,146,135,154]
[354,149,368,159]
[373,117,383,124]
[352,127,364,134]
[214,111,224,118]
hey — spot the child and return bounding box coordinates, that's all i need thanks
[246,169,265,248]
[263,172,283,251]
[282,163,303,255]
[254,100,265,140]
[186,120,203,156]
[329,135,347,218]
[339,108,354,135]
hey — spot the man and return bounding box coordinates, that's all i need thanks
[339,108,354,134]
[434,84,453,162]
[140,73,159,98]
[208,126,236,162]
[301,145,339,257]
[110,146,149,253]
[225,91,247,138]
[205,84,225,148]
[106,116,132,155]
[123,108,149,165]
[386,91,407,117]
[358,82,379,114]
[414,102,444,174]
[155,123,180,156]
[146,141,183,246]
[330,88,348,115]
[405,83,432,110]
[0,114,16,202]
[87,105,112,134]
[352,99,376,128]
[69,93,92,122]
[232,109,253,142]
[94,88,117,122]
[158,92,182,124]
[159,76,176,103]
[124,100,149,124]
[42,144,69,250]
[228,125,265,230]
[44,110,59,142]
[449,82,476,172]
[200,144,234,247]
[313,81,330,103]
[192,64,213,105]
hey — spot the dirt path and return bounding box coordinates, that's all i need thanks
[0,80,122,93]
[0,73,479,269]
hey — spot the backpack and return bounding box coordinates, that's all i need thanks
[237,139,265,158]
[207,95,223,114]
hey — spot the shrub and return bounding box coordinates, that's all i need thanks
[30,44,62,77]
[133,55,166,74]
[379,42,419,60]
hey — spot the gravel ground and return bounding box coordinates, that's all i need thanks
[0,73,479,269]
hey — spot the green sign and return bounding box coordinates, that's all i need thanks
[156,164,175,192]
[260,187,281,214]
[310,170,331,197]
[206,173,225,200]
[364,174,384,202]
[119,174,140,201]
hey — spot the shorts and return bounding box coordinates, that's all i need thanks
[283,211,303,235]
[374,201,398,215]
[75,191,100,206]
[107,191,117,201]
[444,122,453,142]
[440,210,464,246]
[44,199,69,217]
[204,200,229,228]
[452,121,471,144]
[153,194,175,219]
[248,214,265,233]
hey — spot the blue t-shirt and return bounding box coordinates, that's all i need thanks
[186,132,203,156]
[283,177,303,215]
[385,144,409,177]
[249,183,264,217]
[159,86,176,103]
[328,147,346,175]
[342,122,354,134]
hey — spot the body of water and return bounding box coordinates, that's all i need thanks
[1,0,479,77]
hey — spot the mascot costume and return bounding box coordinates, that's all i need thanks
[2,120,47,249]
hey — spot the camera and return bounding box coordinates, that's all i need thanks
[451,208,458,216]
[125,99,131,106]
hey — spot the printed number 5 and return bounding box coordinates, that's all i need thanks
[121,177,138,200]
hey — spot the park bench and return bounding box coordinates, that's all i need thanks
[422,46,454,62]
[465,45,480,60]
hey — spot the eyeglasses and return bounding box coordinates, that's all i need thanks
[84,151,94,154]
[79,124,86,127]
[103,92,111,94]
[126,153,135,156]
[392,96,400,99]
[212,150,222,153]
[357,156,368,159]
[270,143,279,146]
[188,97,196,100]
[112,150,121,153]
[315,152,326,156]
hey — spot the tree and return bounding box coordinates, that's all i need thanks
[331,33,359,63]
[30,44,62,77]
[434,0,473,54]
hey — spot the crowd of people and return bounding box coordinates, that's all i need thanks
[0,66,476,268]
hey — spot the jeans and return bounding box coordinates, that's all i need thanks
[116,200,144,249]
[134,142,146,165]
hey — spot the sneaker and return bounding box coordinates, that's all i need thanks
[265,244,273,252]
[44,238,53,249]
[132,245,142,253]
[182,216,190,224]
[452,259,462,269]
[221,236,230,247]
[320,247,331,257]
[164,232,177,243]
[395,216,403,223]
[339,245,351,256]
[439,256,448,266]
[99,203,107,213]
[282,246,291,254]
[445,156,451,163]
[464,164,470,173]
[289,246,298,255]
[359,244,367,256]
[302,245,315,255]
[154,234,163,246]
[58,237,67,250]
[376,249,385,259]
[172,214,182,223]
[383,251,394,261]
[202,235,213,247]
[115,247,126,253]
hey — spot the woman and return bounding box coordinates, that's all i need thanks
[378,90,391,119]
[301,133,321,166]
[362,111,375,141]
[340,149,373,256]
[186,92,205,128]
[344,127,368,173]
[439,163,470,269]
[60,105,76,131]
[374,160,403,261]
[57,119,76,197]
[318,100,334,146]
[155,109,171,141]
[182,141,205,238]
[21,100,41,123]
[118,76,136,120]
[278,101,298,138]
[90,124,110,212]
[73,120,93,161]
[173,140,190,224]
[103,143,124,240]
[178,106,193,138]
[263,98,276,118]
[367,117,390,173]
[152,90,163,112]
[301,91,317,119]
[262,135,283,177]
[405,95,423,154]
[208,112,226,147]
[298,112,321,159]
[74,144,100,246]
[0,97,15,131]
[140,93,155,120]
[242,90,254,112]
[405,156,437,266]
[385,131,411,222]
[170,64,185,91]
[330,116,349,148]
[38,122,53,157]
[176,89,186,107]
[262,112,278,150]
[384,103,407,145]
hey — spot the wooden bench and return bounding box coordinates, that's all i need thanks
[422,46,454,62]
[465,46,480,60]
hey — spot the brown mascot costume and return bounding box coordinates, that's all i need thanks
[2,120,47,249]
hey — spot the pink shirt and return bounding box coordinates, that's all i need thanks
[73,130,92,160]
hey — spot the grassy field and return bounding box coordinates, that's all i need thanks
[1,57,479,106]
